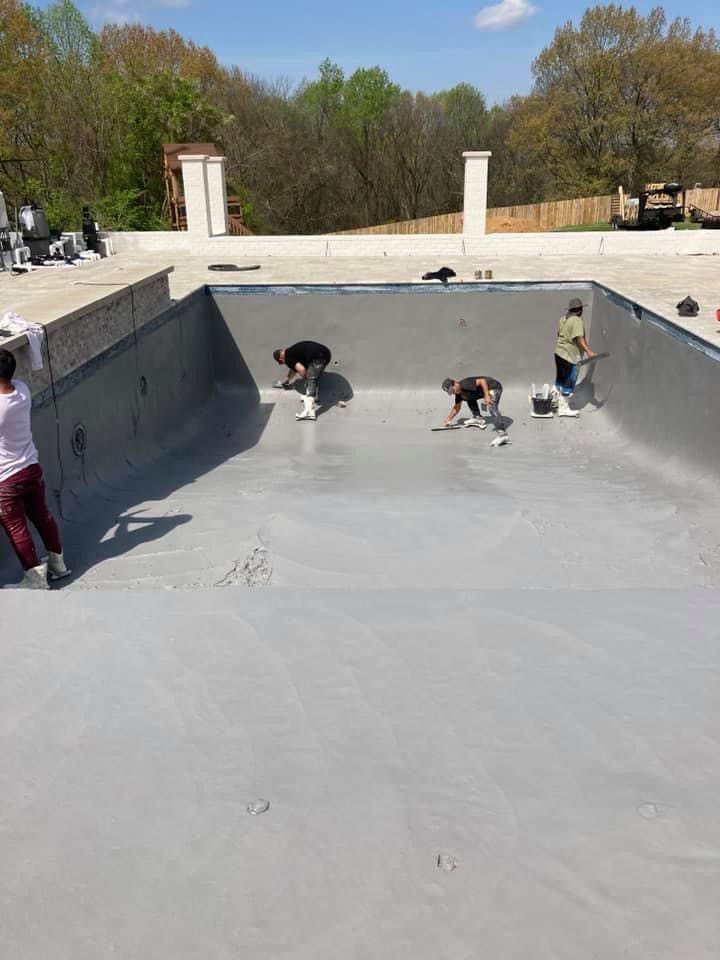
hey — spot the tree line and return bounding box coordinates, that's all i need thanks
[1,0,718,233]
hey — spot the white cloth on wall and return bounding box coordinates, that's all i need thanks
[1,311,45,370]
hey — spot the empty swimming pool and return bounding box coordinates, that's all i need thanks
[3,282,720,959]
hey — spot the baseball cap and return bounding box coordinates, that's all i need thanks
[568,297,586,311]
[442,378,454,394]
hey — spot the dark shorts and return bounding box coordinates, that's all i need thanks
[554,355,579,395]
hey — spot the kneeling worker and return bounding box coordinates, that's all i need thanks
[442,375,509,445]
[273,340,332,421]
[0,348,70,588]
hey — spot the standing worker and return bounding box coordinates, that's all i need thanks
[0,348,70,588]
[273,340,332,421]
[441,375,510,446]
[552,297,596,417]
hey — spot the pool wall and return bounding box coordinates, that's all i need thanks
[2,281,719,578]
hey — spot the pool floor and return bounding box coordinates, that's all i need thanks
[60,387,720,591]
[4,350,720,957]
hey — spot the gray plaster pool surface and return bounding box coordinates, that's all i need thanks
[2,282,720,958]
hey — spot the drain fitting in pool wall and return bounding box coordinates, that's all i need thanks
[71,423,87,457]
[138,375,148,396]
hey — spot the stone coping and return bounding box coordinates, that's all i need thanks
[0,263,173,353]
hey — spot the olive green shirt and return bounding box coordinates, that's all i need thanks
[554,313,585,364]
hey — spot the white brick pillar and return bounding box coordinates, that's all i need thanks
[205,156,229,236]
[462,151,492,236]
[179,155,212,237]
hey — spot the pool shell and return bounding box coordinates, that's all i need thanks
[2,281,720,960]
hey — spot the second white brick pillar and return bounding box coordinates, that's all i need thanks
[179,154,229,238]
[462,151,491,236]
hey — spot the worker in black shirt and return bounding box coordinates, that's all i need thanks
[441,376,509,445]
[273,341,332,421]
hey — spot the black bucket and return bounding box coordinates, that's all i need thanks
[532,396,553,416]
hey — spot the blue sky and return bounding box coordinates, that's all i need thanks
[62,0,720,104]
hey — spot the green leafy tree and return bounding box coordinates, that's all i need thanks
[523,5,720,194]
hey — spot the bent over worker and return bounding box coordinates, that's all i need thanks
[442,375,509,445]
[0,348,70,588]
[273,340,332,421]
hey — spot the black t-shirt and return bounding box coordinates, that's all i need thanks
[284,341,331,370]
[456,376,501,404]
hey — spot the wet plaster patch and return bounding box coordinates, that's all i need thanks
[215,546,273,587]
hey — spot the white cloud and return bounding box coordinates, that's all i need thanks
[474,0,538,31]
[91,5,142,24]
[89,0,189,25]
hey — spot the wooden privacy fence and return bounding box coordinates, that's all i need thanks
[334,211,463,235]
[686,187,720,214]
[334,186,720,235]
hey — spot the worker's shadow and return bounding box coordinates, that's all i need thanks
[61,508,193,582]
[48,393,274,586]
[574,361,608,411]
[290,372,354,417]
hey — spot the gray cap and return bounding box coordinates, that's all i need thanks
[568,297,586,311]
[442,378,454,394]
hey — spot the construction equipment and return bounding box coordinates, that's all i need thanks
[0,191,11,271]
[688,203,720,229]
[19,204,51,260]
[610,182,686,230]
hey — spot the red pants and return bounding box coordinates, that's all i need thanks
[0,464,62,570]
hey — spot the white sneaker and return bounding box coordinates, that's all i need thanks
[295,395,318,421]
[463,417,487,429]
[556,393,579,417]
[3,562,49,590]
[47,551,72,580]
[490,434,510,447]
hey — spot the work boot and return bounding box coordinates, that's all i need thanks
[3,562,49,590]
[295,395,317,421]
[556,393,579,418]
[47,551,71,580]
[463,417,487,429]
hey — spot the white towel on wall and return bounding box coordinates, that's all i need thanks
[1,311,45,370]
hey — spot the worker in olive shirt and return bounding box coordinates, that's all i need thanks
[441,375,509,445]
[273,340,332,421]
[552,297,596,417]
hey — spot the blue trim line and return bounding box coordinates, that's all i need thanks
[207,281,595,297]
[594,282,720,364]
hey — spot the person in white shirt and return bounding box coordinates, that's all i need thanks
[0,348,70,588]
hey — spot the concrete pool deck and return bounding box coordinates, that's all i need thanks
[2,250,720,959]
